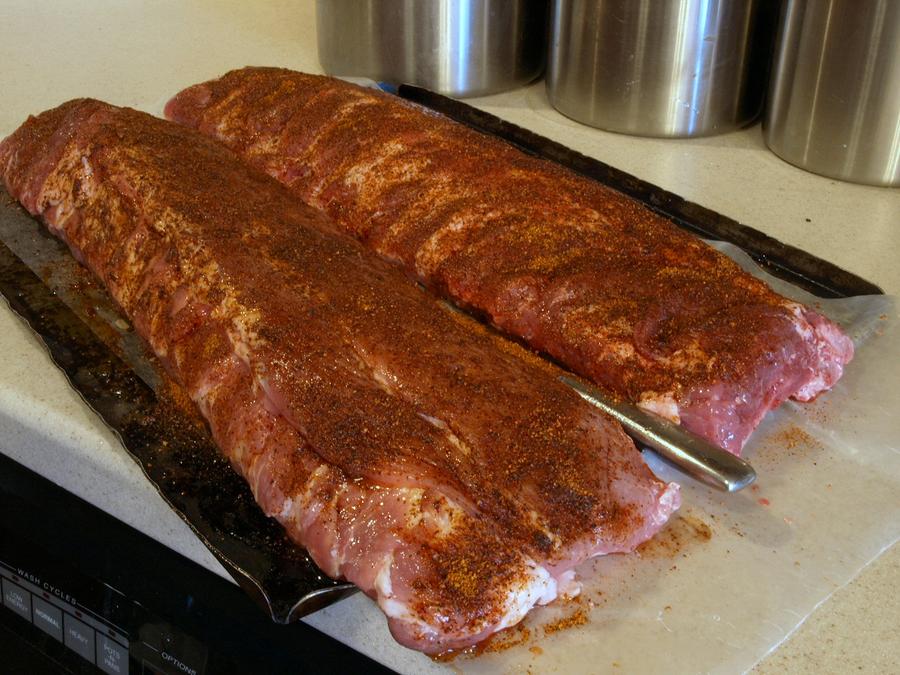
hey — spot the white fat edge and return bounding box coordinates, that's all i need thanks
[242,444,268,496]
[603,341,636,360]
[427,498,458,537]
[374,486,459,538]
[375,550,441,641]
[375,552,395,600]
[79,156,97,195]
[417,215,467,263]
[414,206,498,277]
[554,570,582,602]
[784,301,849,400]
[795,374,829,401]
[378,553,558,640]
[366,355,474,464]
[495,560,558,629]
[417,412,446,429]
[298,464,339,512]
[655,341,708,369]
[416,412,472,458]
[637,392,682,424]
[223,308,263,365]
[343,139,407,189]
[33,145,84,221]
[420,491,462,538]
[652,482,682,528]
[370,367,398,396]
[785,301,815,341]
[297,464,351,569]
[525,508,561,552]
[306,98,374,199]
[182,357,227,404]
[246,450,273,510]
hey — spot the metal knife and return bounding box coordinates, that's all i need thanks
[561,375,757,492]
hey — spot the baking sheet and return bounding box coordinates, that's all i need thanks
[303,249,898,673]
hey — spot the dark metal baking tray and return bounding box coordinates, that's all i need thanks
[0,87,883,628]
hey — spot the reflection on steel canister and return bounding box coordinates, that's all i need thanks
[547,0,777,137]
[315,0,547,98]
[764,0,900,187]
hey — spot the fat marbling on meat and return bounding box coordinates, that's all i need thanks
[0,100,678,654]
[165,67,854,454]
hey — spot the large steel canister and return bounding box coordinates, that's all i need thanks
[546,0,776,137]
[316,0,547,98]
[764,0,900,187]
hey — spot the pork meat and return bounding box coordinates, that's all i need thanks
[1,100,678,654]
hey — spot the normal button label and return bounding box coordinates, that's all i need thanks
[32,596,63,642]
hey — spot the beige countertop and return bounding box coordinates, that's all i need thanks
[1,1,897,672]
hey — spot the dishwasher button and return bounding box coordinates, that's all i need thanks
[64,613,96,663]
[32,595,63,641]
[98,634,129,674]
[1,578,32,621]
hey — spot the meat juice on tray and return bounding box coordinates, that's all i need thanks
[0,100,678,654]
[165,67,854,455]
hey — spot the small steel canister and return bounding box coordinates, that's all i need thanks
[546,0,777,137]
[315,0,547,98]
[764,0,900,187]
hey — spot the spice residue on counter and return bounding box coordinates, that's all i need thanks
[770,426,823,452]
[636,512,713,559]
[542,607,589,636]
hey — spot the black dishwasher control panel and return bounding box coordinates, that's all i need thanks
[0,452,389,675]
[0,545,206,675]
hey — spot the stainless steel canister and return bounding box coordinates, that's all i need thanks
[764,0,900,187]
[316,0,547,98]
[547,0,776,137]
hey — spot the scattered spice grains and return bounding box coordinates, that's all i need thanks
[542,608,589,636]
[762,425,824,459]
[480,624,531,654]
[636,513,713,558]
[434,593,595,662]
[433,621,533,661]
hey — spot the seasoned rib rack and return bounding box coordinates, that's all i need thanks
[166,67,854,454]
[1,100,678,654]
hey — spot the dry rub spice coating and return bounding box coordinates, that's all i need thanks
[0,100,678,653]
[166,68,854,454]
